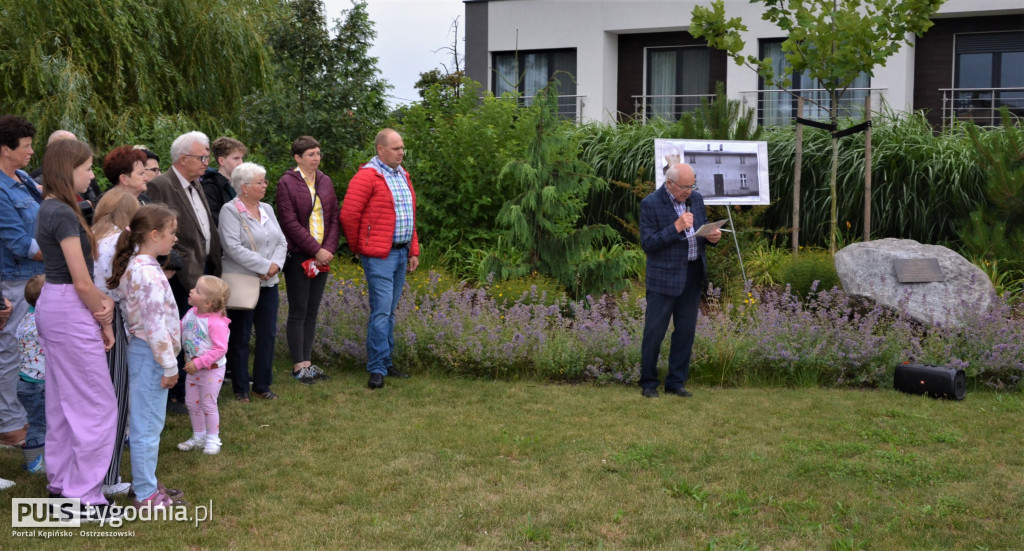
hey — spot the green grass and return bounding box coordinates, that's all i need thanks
[3,368,1024,549]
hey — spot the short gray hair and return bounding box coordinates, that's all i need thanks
[170,131,210,164]
[230,162,266,194]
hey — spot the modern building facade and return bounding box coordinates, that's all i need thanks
[464,0,1024,127]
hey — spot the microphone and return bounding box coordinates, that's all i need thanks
[685,198,691,213]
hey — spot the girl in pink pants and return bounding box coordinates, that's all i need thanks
[177,275,230,455]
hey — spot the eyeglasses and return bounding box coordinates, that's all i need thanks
[248,179,269,186]
[666,179,695,191]
[183,154,210,163]
[145,167,161,174]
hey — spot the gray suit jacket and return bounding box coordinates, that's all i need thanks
[146,169,222,289]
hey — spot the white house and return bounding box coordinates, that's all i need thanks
[464,0,1024,127]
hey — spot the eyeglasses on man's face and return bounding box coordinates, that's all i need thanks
[183,154,209,163]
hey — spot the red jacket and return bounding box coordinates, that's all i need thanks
[341,161,419,259]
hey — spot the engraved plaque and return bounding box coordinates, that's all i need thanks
[893,258,944,283]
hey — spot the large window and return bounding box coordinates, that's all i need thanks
[644,46,710,121]
[493,49,577,118]
[758,39,869,125]
[953,31,1024,124]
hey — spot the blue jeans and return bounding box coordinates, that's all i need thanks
[16,378,45,448]
[361,249,408,375]
[126,338,169,501]
[228,285,280,395]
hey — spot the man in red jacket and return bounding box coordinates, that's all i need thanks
[341,128,419,390]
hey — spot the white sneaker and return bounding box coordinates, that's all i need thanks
[102,481,131,496]
[203,436,221,455]
[177,433,206,451]
[0,477,15,490]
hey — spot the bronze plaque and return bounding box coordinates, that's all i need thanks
[893,258,944,283]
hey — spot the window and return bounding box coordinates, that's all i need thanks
[493,49,577,118]
[758,39,869,125]
[740,173,749,190]
[953,31,1024,124]
[645,46,710,121]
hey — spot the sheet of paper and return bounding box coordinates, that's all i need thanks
[694,219,728,238]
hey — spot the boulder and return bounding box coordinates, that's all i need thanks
[833,238,995,327]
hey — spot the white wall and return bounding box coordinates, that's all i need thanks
[483,0,1021,123]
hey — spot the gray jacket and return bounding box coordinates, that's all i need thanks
[219,199,287,287]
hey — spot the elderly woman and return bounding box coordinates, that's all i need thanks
[102,146,151,204]
[219,162,287,401]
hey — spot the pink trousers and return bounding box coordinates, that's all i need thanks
[185,365,225,436]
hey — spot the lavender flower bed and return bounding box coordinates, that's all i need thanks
[278,273,1024,390]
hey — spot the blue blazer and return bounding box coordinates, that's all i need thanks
[639,187,712,296]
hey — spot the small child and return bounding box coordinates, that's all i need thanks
[107,204,183,510]
[177,275,230,455]
[15,274,46,474]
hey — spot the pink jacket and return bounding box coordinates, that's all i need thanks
[340,162,420,259]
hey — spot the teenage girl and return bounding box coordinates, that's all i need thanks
[106,204,182,510]
[177,275,230,455]
[34,139,118,521]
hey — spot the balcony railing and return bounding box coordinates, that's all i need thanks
[941,87,1024,127]
[738,88,885,126]
[631,94,717,123]
[498,94,586,122]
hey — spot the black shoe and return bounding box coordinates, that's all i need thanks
[292,367,317,385]
[79,503,123,523]
[665,387,693,397]
[642,387,659,398]
[386,366,410,379]
[167,400,188,416]
[307,364,331,381]
[368,373,385,389]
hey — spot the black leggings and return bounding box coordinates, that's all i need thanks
[283,255,329,364]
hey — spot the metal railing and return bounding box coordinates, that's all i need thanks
[738,88,885,126]
[940,87,1024,127]
[498,94,586,122]
[631,94,716,123]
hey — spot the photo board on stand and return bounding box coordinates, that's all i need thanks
[654,139,770,206]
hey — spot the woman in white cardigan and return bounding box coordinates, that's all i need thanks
[219,162,287,401]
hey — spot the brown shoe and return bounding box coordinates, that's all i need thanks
[0,425,27,447]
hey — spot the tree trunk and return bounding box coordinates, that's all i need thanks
[793,96,804,254]
[863,93,872,242]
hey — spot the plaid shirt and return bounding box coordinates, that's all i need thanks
[371,157,414,244]
[667,186,699,261]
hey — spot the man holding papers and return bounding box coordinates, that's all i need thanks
[638,162,722,398]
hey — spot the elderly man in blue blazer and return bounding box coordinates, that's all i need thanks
[639,162,722,398]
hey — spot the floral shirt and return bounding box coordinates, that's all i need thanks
[16,309,44,382]
[181,307,230,370]
[93,230,123,300]
[119,254,181,376]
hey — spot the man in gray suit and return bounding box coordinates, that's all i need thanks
[146,131,222,410]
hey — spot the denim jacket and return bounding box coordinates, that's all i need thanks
[0,169,45,279]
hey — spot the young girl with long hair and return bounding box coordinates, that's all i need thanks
[106,204,183,510]
[34,139,119,521]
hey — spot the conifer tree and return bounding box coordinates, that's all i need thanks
[482,84,642,298]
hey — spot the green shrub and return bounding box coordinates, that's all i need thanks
[777,249,840,298]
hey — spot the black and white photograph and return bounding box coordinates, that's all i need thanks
[654,139,770,205]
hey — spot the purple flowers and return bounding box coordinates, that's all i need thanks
[279,272,1024,390]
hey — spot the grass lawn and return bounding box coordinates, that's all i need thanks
[3,365,1023,549]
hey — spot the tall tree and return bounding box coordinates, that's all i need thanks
[0,0,278,152]
[481,84,642,298]
[247,0,389,176]
[691,0,943,252]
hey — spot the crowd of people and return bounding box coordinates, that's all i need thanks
[0,111,723,524]
[0,115,422,522]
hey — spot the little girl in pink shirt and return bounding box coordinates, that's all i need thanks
[177,275,230,455]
